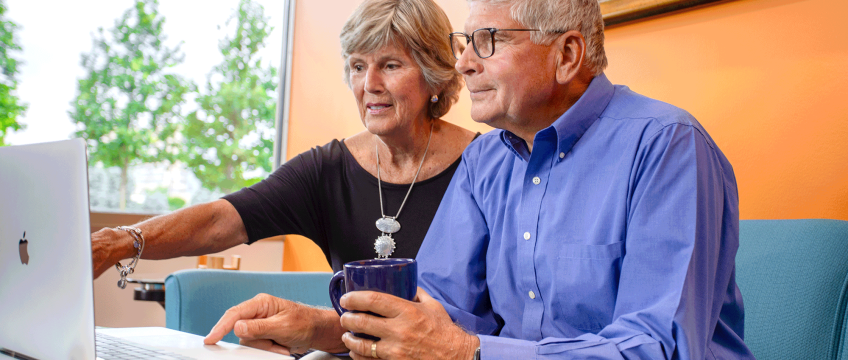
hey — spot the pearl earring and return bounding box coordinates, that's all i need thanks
[430,95,439,103]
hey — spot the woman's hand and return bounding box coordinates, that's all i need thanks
[91,200,250,280]
[339,287,479,360]
[204,293,348,355]
[91,227,134,279]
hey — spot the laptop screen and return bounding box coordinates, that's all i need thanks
[0,139,96,359]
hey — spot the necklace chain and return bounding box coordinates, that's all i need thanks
[376,121,434,220]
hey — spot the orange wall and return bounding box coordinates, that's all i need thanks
[603,0,848,221]
[282,0,848,271]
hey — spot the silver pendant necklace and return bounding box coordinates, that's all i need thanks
[374,122,434,258]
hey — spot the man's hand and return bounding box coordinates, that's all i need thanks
[204,293,348,355]
[339,287,479,360]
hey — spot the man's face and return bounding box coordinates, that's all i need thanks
[456,2,559,132]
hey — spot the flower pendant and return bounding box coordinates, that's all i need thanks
[374,234,396,258]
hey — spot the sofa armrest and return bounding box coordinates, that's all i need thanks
[165,269,333,344]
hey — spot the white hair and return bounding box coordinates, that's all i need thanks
[469,0,608,76]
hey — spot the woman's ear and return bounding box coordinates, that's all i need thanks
[554,30,586,85]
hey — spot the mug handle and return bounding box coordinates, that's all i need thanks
[328,270,347,315]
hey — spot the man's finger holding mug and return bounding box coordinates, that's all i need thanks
[340,287,480,360]
[341,332,384,359]
[339,291,408,337]
[340,290,411,318]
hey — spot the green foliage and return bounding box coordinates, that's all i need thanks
[167,195,186,211]
[70,0,194,209]
[181,0,277,194]
[0,0,27,146]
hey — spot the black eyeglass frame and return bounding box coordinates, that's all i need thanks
[449,28,561,60]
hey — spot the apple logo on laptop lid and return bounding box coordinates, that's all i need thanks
[19,231,28,265]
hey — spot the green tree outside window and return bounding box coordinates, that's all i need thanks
[0,0,27,146]
[70,0,194,210]
[181,0,277,194]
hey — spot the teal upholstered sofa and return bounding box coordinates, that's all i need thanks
[735,219,848,359]
[165,219,848,358]
[165,270,333,344]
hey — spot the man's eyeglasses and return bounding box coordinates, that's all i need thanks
[449,28,561,60]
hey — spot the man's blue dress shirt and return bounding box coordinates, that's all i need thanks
[417,74,755,359]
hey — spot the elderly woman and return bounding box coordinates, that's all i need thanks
[90,0,472,353]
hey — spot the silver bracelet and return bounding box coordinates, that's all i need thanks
[114,226,144,289]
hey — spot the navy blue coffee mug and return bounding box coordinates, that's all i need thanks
[329,258,417,340]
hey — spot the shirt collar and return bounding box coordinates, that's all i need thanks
[499,73,615,161]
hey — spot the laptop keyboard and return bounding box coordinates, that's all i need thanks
[95,332,194,360]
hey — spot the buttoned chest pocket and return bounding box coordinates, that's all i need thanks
[551,241,624,333]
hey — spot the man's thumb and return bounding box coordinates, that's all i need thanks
[234,318,273,339]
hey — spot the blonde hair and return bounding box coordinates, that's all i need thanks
[470,0,608,76]
[340,0,462,119]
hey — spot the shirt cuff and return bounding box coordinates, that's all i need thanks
[478,335,536,360]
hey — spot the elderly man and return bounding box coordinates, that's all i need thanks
[335,0,756,359]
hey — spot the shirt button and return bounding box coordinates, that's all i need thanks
[532,177,541,185]
[559,152,565,159]
[529,291,536,299]
[523,232,531,240]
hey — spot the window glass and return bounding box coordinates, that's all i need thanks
[3,0,285,213]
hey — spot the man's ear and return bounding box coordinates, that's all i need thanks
[554,30,586,85]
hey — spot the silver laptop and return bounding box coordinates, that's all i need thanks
[0,139,290,359]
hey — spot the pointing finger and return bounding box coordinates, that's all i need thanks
[204,294,277,344]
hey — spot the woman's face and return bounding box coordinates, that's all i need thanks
[349,43,432,137]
